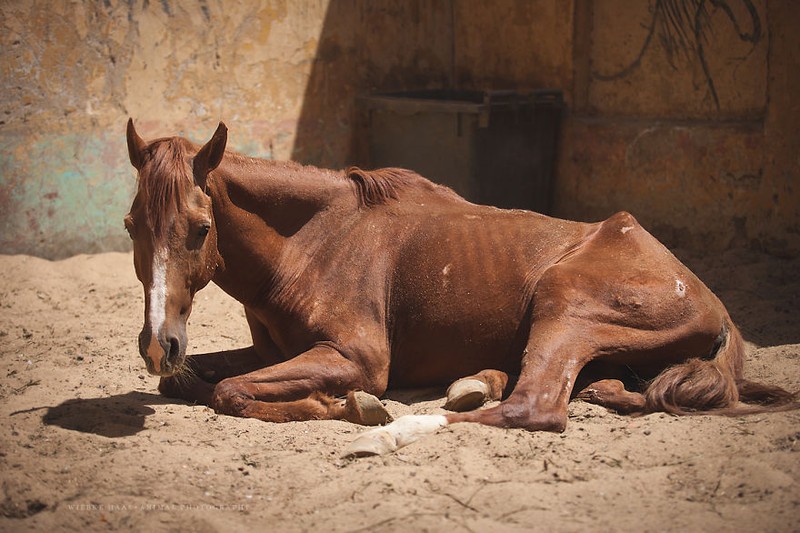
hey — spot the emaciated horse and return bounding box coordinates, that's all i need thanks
[125,120,795,456]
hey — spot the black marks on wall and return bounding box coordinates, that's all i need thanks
[592,0,762,111]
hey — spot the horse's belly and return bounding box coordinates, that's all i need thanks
[387,272,530,387]
[388,325,524,387]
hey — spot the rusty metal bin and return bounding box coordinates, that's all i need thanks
[358,89,563,213]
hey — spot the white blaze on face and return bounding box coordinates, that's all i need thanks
[149,247,168,338]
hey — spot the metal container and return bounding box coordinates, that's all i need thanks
[359,89,563,213]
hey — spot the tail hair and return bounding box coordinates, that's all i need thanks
[736,378,797,407]
[644,320,798,416]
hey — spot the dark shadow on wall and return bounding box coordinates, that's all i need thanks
[289,0,456,169]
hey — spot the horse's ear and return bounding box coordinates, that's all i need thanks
[126,118,147,171]
[193,122,228,190]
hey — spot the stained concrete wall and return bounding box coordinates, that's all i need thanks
[560,0,799,255]
[1,0,329,258]
[1,0,798,258]
[298,0,799,256]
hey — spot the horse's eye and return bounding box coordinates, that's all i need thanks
[198,224,210,238]
[124,217,135,240]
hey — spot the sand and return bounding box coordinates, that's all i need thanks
[1,249,798,532]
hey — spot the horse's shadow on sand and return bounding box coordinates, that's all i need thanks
[39,391,180,438]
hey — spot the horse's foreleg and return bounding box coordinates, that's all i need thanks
[158,346,267,405]
[207,390,388,424]
[210,344,391,425]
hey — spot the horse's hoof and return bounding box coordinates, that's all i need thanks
[444,378,489,412]
[345,390,392,426]
[342,414,449,458]
[343,428,397,457]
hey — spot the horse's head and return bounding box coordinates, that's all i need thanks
[125,119,227,376]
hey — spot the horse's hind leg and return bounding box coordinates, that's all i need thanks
[575,380,646,414]
[444,369,510,412]
[447,319,594,432]
[345,323,590,457]
[572,362,647,414]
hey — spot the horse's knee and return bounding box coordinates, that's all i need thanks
[211,378,253,416]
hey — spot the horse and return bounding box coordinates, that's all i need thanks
[124,119,796,456]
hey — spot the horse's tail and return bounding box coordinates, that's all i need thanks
[644,319,798,415]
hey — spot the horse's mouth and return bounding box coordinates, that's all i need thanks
[139,332,187,377]
[143,356,186,377]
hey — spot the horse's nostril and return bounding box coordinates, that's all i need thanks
[167,337,180,363]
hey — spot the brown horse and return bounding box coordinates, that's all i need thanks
[125,120,795,456]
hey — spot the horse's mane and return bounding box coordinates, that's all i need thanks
[135,137,193,239]
[211,156,428,208]
[345,166,444,208]
[135,137,452,235]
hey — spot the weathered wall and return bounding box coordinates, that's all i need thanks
[558,0,800,255]
[291,1,456,167]
[298,0,800,255]
[1,0,798,258]
[1,0,329,258]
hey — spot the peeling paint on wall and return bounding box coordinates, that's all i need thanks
[0,0,328,258]
[0,131,133,257]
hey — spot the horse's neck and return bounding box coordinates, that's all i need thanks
[220,156,343,202]
[207,157,353,302]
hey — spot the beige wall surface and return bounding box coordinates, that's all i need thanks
[1,0,797,257]
[1,0,331,257]
[561,0,799,255]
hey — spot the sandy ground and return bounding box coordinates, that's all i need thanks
[0,248,798,532]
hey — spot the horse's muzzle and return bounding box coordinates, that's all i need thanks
[138,327,186,376]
